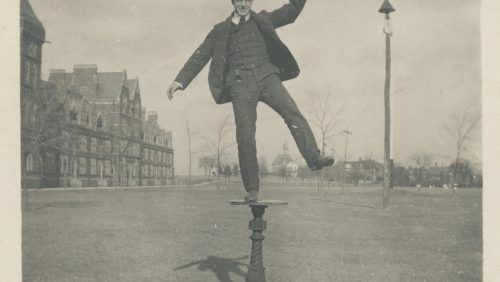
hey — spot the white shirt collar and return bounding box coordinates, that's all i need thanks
[232,12,251,25]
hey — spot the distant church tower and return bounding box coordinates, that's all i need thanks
[271,141,298,177]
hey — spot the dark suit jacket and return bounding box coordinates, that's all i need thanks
[175,0,306,104]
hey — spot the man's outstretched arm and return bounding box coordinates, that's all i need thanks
[261,0,307,28]
[168,27,216,99]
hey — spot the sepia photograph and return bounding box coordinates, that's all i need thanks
[2,0,499,281]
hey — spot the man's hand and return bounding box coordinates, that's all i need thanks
[167,82,182,100]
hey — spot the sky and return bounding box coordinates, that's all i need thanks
[30,0,482,174]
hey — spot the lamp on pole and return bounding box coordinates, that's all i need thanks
[379,0,395,209]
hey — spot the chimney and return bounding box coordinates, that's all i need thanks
[50,69,66,74]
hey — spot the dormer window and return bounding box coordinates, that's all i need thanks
[81,112,89,126]
[69,109,77,122]
[97,114,103,129]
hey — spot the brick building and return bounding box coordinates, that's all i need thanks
[20,0,49,188]
[20,0,174,188]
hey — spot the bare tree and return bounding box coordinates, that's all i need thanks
[258,156,269,185]
[445,109,481,192]
[310,91,343,158]
[409,151,433,186]
[198,156,216,176]
[309,90,343,192]
[204,114,234,189]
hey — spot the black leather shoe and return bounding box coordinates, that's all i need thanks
[310,156,335,171]
[244,190,259,202]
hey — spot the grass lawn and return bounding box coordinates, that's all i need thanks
[22,184,482,282]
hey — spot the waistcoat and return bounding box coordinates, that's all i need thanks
[227,19,271,70]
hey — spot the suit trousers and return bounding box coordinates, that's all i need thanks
[228,68,320,192]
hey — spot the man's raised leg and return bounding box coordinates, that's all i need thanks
[259,74,334,170]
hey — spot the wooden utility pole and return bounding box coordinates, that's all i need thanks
[340,128,352,197]
[379,0,395,209]
[186,119,192,189]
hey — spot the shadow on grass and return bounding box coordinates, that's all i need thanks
[341,201,379,209]
[174,255,249,282]
[28,201,96,211]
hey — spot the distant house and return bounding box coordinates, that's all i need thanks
[334,158,384,185]
[406,163,450,187]
[271,142,298,177]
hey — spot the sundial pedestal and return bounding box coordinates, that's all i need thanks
[229,200,288,282]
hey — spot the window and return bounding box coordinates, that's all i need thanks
[31,104,37,126]
[69,107,77,122]
[104,140,111,154]
[80,136,87,151]
[90,159,97,175]
[91,138,97,153]
[46,153,55,173]
[31,64,38,87]
[104,160,112,175]
[97,161,102,177]
[26,154,34,172]
[62,131,69,149]
[81,112,89,126]
[60,155,69,174]
[79,157,87,175]
[24,61,31,85]
[60,155,64,172]
[33,44,39,58]
[97,114,103,129]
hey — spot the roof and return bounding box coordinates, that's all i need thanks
[97,72,126,99]
[127,78,140,96]
[20,0,46,41]
[49,70,127,101]
[272,153,293,166]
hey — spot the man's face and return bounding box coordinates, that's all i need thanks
[232,0,253,17]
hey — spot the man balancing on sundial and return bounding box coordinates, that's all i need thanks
[167,0,334,202]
